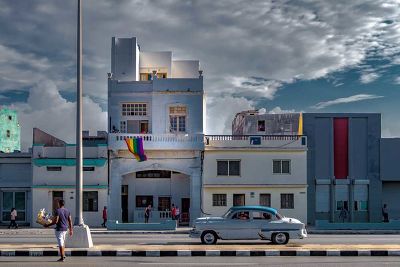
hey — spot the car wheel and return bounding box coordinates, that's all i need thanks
[272,232,289,245]
[201,231,218,245]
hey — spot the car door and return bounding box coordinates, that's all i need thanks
[222,210,256,240]
[251,211,275,239]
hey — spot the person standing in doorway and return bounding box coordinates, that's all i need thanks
[144,205,151,223]
[171,204,176,220]
[8,208,18,229]
[45,199,73,262]
[101,206,107,227]
[382,204,389,223]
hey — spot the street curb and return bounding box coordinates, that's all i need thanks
[0,249,399,257]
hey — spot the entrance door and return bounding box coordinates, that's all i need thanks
[121,185,128,223]
[181,198,190,225]
[140,121,149,134]
[233,194,245,206]
[127,120,139,133]
[52,191,63,215]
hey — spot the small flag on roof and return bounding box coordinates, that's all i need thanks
[125,137,147,162]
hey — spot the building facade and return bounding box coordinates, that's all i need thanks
[380,138,400,220]
[0,108,20,153]
[203,134,308,223]
[108,37,204,225]
[31,129,108,227]
[303,113,381,225]
[0,152,32,226]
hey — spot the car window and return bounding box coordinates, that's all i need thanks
[231,211,250,220]
[252,211,273,221]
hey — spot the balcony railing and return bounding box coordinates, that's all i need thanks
[109,133,204,151]
[204,135,306,149]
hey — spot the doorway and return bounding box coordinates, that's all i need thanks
[140,121,149,134]
[52,191,64,215]
[180,198,190,226]
[233,194,245,206]
[121,185,128,223]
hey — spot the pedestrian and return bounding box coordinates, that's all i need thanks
[175,206,180,222]
[101,206,107,227]
[382,204,389,223]
[339,206,348,223]
[45,199,73,262]
[144,205,151,223]
[171,204,176,220]
[8,208,18,229]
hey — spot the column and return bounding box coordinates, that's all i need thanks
[108,159,122,222]
[190,169,201,224]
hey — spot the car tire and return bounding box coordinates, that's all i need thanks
[201,231,218,245]
[271,232,289,245]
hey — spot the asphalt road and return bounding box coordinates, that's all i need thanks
[0,233,399,246]
[0,257,399,267]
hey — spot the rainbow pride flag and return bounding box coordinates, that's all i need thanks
[125,137,147,162]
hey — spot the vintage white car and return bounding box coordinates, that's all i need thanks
[190,206,307,245]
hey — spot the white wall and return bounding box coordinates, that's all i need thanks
[203,187,308,224]
[203,150,307,185]
[139,52,172,77]
[32,188,107,227]
[172,60,199,78]
[111,37,139,81]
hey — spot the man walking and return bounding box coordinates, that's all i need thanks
[8,208,18,229]
[382,204,389,223]
[45,199,73,262]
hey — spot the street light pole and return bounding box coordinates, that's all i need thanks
[75,0,84,226]
[67,0,93,248]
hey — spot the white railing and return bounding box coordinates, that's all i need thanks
[134,210,172,223]
[204,135,307,149]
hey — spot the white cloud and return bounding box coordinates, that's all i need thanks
[312,94,384,109]
[206,96,255,134]
[8,80,107,151]
[394,76,400,84]
[360,72,380,84]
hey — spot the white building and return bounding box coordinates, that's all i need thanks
[31,129,108,227]
[0,152,32,226]
[108,37,204,225]
[203,135,308,223]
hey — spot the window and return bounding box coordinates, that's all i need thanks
[157,73,167,79]
[83,191,98,212]
[47,166,62,171]
[8,115,12,121]
[122,103,147,116]
[136,170,172,178]
[354,201,368,211]
[140,73,152,81]
[169,106,187,133]
[281,194,294,209]
[336,200,349,211]
[6,130,10,138]
[212,194,227,206]
[120,121,126,133]
[273,160,291,174]
[253,211,273,220]
[83,167,95,172]
[217,160,240,176]
[258,120,265,132]
[231,211,250,220]
[260,194,271,207]
[2,192,26,221]
[158,197,171,211]
[136,196,153,208]
[233,194,245,206]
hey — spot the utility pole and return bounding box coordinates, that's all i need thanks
[67,0,93,248]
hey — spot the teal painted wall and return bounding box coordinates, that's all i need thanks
[0,109,20,153]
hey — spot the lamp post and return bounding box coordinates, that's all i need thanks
[67,0,93,248]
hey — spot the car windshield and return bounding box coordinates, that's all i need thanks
[275,212,284,219]
[222,209,235,218]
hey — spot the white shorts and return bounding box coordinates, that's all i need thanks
[55,230,67,247]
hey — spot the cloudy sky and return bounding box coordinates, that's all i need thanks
[1,0,400,150]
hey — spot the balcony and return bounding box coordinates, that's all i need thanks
[204,135,307,150]
[108,133,204,151]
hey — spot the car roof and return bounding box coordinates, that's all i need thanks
[229,206,277,215]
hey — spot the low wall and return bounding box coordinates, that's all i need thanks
[106,220,177,230]
[316,220,400,230]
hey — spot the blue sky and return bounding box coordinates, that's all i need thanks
[0,0,399,149]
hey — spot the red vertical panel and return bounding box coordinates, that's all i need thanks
[334,118,348,179]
